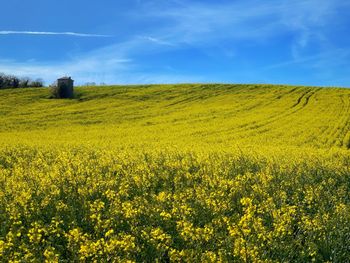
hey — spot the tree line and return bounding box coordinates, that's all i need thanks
[0,73,44,89]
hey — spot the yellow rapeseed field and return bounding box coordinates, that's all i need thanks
[0,84,349,262]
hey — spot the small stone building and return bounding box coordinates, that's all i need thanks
[57,77,74,98]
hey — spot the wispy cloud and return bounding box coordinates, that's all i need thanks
[137,0,350,80]
[0,30,112,37]
[0,35,200,84]
[0,58,201,85]
[131,0,349,61]
[265,48,350,70]
[139,36,175,46]
[0,0,349,85]
[0,57,130,85]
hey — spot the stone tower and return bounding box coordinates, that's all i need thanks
[57,77,74,98]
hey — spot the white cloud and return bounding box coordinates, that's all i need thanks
[142,0,349,76]
[135,0,348,49]
[139,36,175,46]
[0,30,112,37]
[0,55,131,85]
[265,48,350,69]
[0,35,201,84]
[0,0,349,85]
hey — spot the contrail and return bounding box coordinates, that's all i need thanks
[0,30,112,37]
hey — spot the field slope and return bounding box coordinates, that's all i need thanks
[1,84,350,149]
[1,84,350,262]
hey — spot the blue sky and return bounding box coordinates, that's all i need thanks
[0,0,349,86]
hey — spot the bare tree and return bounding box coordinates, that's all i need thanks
[29,78,44,87]
[19,77,31,88]
[0,73,44,89]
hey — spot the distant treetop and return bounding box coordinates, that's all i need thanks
[0,72,44,89]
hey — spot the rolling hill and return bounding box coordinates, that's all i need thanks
[1,84,350,262]
[0,84,349,150]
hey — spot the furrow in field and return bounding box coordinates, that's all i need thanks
[179,86,290,128]
[290,88,320,112]
[233,88,319,137]
[223,87,307,134]
[230,88,322,145]
[291,89,313,108]
[325,94,350,147]
[274,87,300,99]
[317,94,346,146]
[333,95,350,147]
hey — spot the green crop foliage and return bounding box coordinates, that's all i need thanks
[0,84,350,262]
